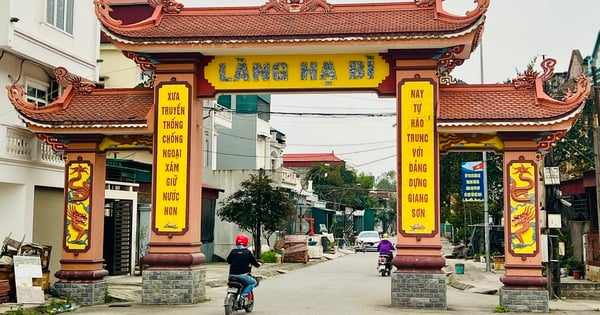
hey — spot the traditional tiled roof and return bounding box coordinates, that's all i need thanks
[5,59,591,136]
[283,152,344,166]
[438,59,591,132]
[6,83,153,132]
[95,0,488,56]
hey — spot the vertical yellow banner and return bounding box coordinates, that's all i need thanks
[400,80,436,236]
[65,161,91,251]
[154,83,190,233]
[508,160,537,255]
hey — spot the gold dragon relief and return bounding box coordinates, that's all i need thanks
[65,161,92,251]
[508,161,537,255]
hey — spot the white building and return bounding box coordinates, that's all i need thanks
[0,0,100,282]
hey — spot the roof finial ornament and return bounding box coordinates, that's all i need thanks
[94,0,123,27]
[415,0,436,8]
[259,0,333,14]
[512,58,556,90]
[148,0,184,14]
[54,67,95,95]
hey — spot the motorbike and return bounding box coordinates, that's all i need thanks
[377,253,392,276]
[224,274,260,315]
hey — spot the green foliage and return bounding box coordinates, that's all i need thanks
[306,163,377,211]
[493,305,509,313]
[561,256,585,276]
[260,251,278,263]
[218,170,295,257]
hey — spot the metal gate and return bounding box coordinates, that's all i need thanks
[103,199,132,275]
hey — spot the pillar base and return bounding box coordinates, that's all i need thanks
[499,287,549,312]
[142,267,206,304]
[53,280,107,305]
[391,272,447,309]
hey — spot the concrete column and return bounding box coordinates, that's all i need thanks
[500,140,548,312]
[141,54,206,304]
[54,136,109,305]
[391,59,446,309]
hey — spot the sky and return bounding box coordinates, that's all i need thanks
[183,0,600,177]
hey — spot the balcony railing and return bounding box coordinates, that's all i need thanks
[2,125,64,167]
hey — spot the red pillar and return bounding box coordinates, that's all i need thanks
[499,140,548,311]
[141,54,206,304]
[54,137,109,305]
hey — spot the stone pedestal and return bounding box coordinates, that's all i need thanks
[391,272,447,309]
[53,280,107,305]
[499,287,548,312]
[142,268,206,304]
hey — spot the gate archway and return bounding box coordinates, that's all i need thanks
[6,0,591,311]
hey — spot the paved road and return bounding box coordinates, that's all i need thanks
[73,252,599,315]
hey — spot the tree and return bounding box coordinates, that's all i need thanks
[218,170,295,258]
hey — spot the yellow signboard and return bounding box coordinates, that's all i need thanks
[508,161,537,255]
[205,54,389,90]
[400,80,436,236]
[155,83,190,233]
[65,161,91,251]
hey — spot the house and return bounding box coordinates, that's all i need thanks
[0,0,100,284]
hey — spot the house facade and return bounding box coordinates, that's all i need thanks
[0,0,100,284]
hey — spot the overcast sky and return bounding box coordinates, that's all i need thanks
[183,0,600,177]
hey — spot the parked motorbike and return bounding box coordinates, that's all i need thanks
[224,274,260,315]
[377,254,392,276]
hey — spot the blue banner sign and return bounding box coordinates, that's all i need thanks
[461,161,484,202]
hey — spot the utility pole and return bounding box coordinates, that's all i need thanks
[591,66,600,236]
[479,42,491,272]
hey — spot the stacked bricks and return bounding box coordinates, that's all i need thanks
[54,280,107,305]
[391,273,447,309]
[142,268,206,304]
[0,279,9,303]
[283,235,308,263]
[499,288,549,312]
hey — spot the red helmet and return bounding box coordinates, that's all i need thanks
[235,234,249,246]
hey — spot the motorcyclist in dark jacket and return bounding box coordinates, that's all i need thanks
[227,234,261,298]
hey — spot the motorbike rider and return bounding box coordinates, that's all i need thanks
[377,233,395,262]
[227,234,261,301]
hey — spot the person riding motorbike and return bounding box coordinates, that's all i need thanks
[226,234,261,302]
[377,233,394,262]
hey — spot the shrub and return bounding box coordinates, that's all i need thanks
[260,251,278,263]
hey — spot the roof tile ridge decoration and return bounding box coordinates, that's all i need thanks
[435,45,465,77]
[427,0,489,24]
[6,66,96,115]
[94,0,173,30]
[513,58,592,110]
[259,0,333,14]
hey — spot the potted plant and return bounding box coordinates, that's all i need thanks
[564,257,585,280]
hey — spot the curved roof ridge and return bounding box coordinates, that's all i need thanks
[7,84,74,114]
[534,74,591,110]
[95,0,487,48]
[433,0,489,24]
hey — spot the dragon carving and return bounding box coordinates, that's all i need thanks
[509,164,534,203]
[68,164,90,202]
[512,205,535,244]
[67,204,88,242]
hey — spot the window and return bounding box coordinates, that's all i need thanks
[25,79,49,107]
[25,78,61,107]
[46,0,74,34]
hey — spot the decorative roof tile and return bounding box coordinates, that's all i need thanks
[6,84,153,130]
[96,0,488,48]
